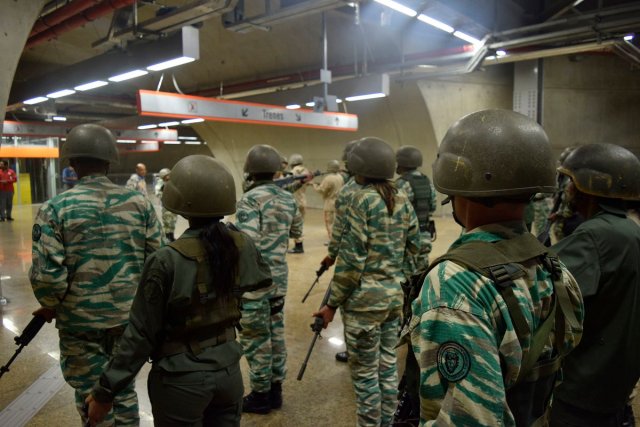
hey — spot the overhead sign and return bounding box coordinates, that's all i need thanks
[137,90,358,131]
[2,120,177,141]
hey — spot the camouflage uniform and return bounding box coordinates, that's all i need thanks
[395,170,437,272]
[235,181,303,393]
[313,172,344,239]
[530,193,551,237]
[407,222,584,426]
[125,173,147,197]
[327,185,420,426]
[154,179,177,236]
[30,175,163,426]
[290,164,309,246]
[328,176,362,260]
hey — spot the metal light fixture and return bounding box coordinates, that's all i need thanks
[10,26,200,106]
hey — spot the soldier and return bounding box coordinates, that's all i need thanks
[313,159,344,241]
[155,167,178,242]
[235,145,303,414]
[321,139,361,363]
[314,137,421,427]
[548,147,583,244]
[549,143,640,426]
[395,145,437,272]
[125,162,148,196]
[85,155,272,427]
[29,124,163,426]
[288,153,309,254]
[406,110,584,425]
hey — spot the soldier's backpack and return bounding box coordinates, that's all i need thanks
[402,232,580,426]
[400,172,433,233]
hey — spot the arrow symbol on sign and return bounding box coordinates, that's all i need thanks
[241,108,249,117]
[296,114,301,122]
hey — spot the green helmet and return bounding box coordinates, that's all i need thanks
[558,143,640,200]
[244,145,282,174]
[342,140,359,161]
[558,146,574,165]
[62,124,119,164]
[289,153,303,167]
[158,168,171,179]
[327,160,340,173]
[434,109,556,197]
[348,137,395,179]
[163,155,236,217]
[396,145,423,168]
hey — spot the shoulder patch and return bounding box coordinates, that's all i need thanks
[437,341,471,382]
[32,224,42,242]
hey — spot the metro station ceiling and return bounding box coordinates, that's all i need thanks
[8,0,640,125]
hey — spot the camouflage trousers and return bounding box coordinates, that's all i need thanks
[59,328,139,426]
[342,309,401,427]
[161,209,177,235]
[238,297,286,392]
[324,210,336,240]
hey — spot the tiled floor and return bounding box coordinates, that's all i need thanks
[1,204,638,426]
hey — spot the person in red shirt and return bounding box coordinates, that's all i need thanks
[0,159,17,221]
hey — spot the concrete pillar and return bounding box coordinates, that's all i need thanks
[0,0,47,136]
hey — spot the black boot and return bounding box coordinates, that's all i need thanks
[269,382,282,409]
[288,242,304,254]
[335,351,348,363]
[165,232,175,242]
[242,391,271,414]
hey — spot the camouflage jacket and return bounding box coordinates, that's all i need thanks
[328,177,362,260]
[327,184,421,312]
[407,222,584,426]
[125,173,147,197]
[235,181,303,299]
[30,175,164,330]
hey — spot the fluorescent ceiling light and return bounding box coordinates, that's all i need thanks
[624,34,635,41]
[147,56,196,71]
[496,50,507,57]
[52,116,67,121]
[336,99,343,103]
[47,89,75,98]
[345,92,387,102]
[417,14,454,33]
[305,102,315,107]
[137,124,157,130]
[178,136,198,140]
[374,0,417,17]
[108,69,148,82]
[116,139,136,144]
[181,118,205,124]
[141,140,157,144]
[163,140,181,144]
[286,104,301,109]
[74,80,108,91]
[23,96,48,105]
[453,31,482,46]
[159,121,180,127]
[184,141,202,145]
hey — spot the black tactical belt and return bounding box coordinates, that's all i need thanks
[158,327,236,358]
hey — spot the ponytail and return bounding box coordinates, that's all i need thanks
[368,179,396,216]
[198,220,240,300]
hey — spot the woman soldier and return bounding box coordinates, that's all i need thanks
[85,155,272,426]
[314,137,421,426]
